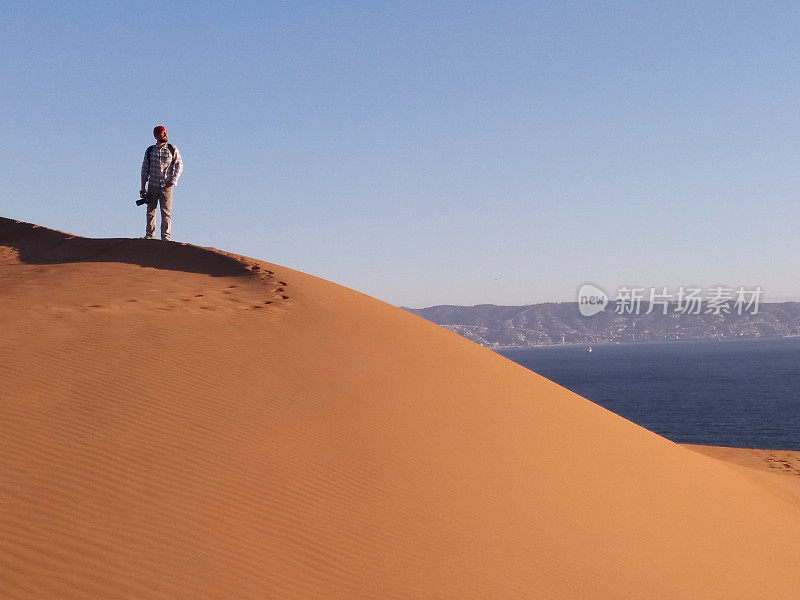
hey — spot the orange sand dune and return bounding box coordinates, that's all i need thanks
[683,444,800,506]
[2,217,800,599]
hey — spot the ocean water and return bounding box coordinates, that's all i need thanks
[498,338,800,450]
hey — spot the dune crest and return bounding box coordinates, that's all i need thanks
[2,218,800,599]
[0,217,267,278]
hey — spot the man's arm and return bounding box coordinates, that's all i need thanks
[167,148,183,187]
[140,147,150,192]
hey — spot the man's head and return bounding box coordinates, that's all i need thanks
[153,126,168,144]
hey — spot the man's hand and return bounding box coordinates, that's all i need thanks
[165,182,174,189]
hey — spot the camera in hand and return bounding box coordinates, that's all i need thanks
[135,190,148,206]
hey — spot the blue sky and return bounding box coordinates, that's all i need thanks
[3,1,800,307]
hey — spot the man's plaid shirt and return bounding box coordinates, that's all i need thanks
[141,143,183,188]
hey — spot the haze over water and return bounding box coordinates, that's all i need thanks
[500,338,800,451]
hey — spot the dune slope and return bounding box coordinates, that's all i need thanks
[2,217,800,599]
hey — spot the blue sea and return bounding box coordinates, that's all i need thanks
[498,338,800,451]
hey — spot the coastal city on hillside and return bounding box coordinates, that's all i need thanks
[408,302,800,348]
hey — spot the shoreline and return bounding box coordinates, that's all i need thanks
[493,334,800,351]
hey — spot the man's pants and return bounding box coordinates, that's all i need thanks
[145,185,173,241]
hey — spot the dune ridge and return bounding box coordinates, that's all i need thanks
[2,218,800,599]
[0,217,266,278]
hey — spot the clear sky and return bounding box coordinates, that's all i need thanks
[3,1,800,307]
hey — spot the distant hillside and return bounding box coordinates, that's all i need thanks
[405,302,800,347]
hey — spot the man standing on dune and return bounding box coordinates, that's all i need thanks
[140,125,183,241]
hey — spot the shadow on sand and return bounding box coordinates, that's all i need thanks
[0,217,258,278]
